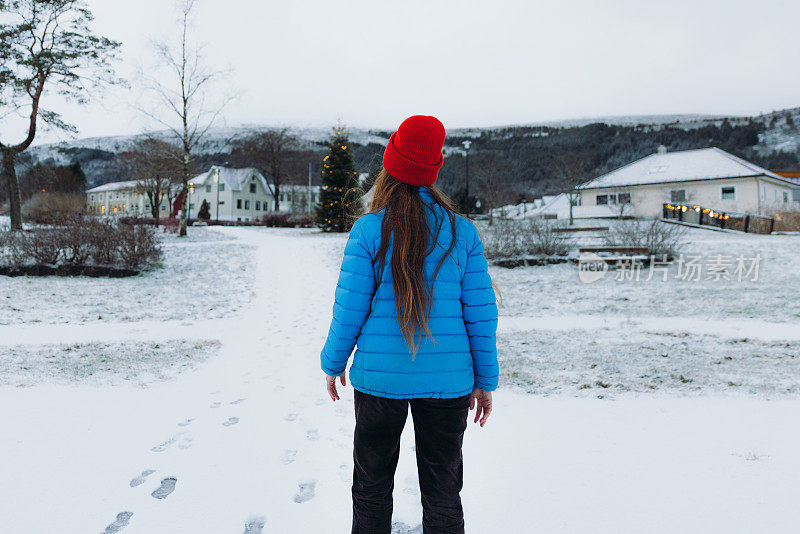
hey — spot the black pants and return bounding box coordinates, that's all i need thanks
[352,388,470,534]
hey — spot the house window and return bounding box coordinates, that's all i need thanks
[617,192,631,204]
[721,186,736,200]
[189,203,195,210]
[237,199,242,209]
[596,194,608,205]
[219,183,225,192]
[263,202,269,211]
[670,189,686,203]
[784,191,789,203]
[161,203,166,211]
[90,194,95,201]
[250,183,256,193]
[206,185,211,193]
[245,200,250,209]
[256,201,261,210]
[99,194,104,200]
[218,200,225,205]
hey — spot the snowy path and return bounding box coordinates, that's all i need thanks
[2,227,800,533]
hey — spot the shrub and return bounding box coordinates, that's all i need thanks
[22,192,85,224]
[604,219,686,258]
[118,224,162,268]
[86,219,119,266]
[286,213,315,228]
[485,218,572,258]
[0,218,163,273]
[0,230,27,266]
[58,216,93,264]
[18,228,64,265]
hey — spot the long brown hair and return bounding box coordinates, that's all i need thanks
[368,169,463,355]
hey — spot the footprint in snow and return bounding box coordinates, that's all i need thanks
[306,429,319,441]
[230,398,247,405]
[402,475,419,496]
[103,511,133,533]
[178,434,193,450]
[280,450,297,465]
[293,480,316,503]
[177,418,194,427]
[391,522,422,534]
[151,477,177,499]
[129,469,155,487]
[283,413,298,422]
[223,417,239,427]
[210,401,222,408]
[243,517,266,534]
[274,385,285,392]
[151,436,176,453]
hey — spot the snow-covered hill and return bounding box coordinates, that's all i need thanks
[21,107,800,187]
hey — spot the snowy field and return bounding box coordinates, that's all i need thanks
[1,224,800,533]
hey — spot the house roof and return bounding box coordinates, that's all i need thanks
[190,166,272,194]
[86,180,140,193]
[580,147,797,190]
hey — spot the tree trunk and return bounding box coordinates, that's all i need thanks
[273,182,281,211]
[178,152,189,237]
[1,150,23,231]
[569,196,574,226]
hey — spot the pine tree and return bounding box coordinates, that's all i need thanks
[197,199,211,220]
[316,126,361,232]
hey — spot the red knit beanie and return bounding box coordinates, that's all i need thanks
[382,115,446,186]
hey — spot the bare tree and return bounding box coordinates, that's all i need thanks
[551,152,591,225]
[230,128,299,211]
[136,0,231,236]
[117,138,181,225]
[0,0,120,230]
[473,153,516,226]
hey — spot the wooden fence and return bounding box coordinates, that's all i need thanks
[662,203,776,234]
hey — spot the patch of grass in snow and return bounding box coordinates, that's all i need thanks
[498,328,800,398]
[0,339,221,387]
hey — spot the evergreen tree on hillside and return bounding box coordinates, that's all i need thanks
[316,127,362,232]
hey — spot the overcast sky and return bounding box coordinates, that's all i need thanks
[15,0,800,145]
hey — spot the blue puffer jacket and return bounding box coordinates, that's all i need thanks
[320,187,499,399]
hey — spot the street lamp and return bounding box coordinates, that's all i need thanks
[214,168,220,220]
[462,140,472,213]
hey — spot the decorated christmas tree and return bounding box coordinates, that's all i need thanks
[315,126,362,232]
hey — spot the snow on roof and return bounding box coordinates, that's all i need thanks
[190,166,272,194]
[580,147,795,190]
[86,180,140,193]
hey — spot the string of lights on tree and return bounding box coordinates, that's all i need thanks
[315,126,362,232]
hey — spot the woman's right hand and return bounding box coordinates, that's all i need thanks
[469,388,492,427]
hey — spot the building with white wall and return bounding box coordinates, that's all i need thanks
[188,167,274,222]
[86,180,176,217]
[576,147,799,218]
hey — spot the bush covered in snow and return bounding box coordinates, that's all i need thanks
[484,218,572,259]
[0,218,162,274]
[603,219,686,258]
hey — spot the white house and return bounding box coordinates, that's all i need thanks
[276,184,322,214]
[576,147,800,218]
[86,180,177,217]
[188,166,274,222]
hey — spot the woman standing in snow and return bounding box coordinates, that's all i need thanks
[320,115,499,534]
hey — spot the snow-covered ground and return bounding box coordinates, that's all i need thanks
[2,225,799,533]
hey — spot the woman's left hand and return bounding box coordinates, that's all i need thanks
[326,372,346,401]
